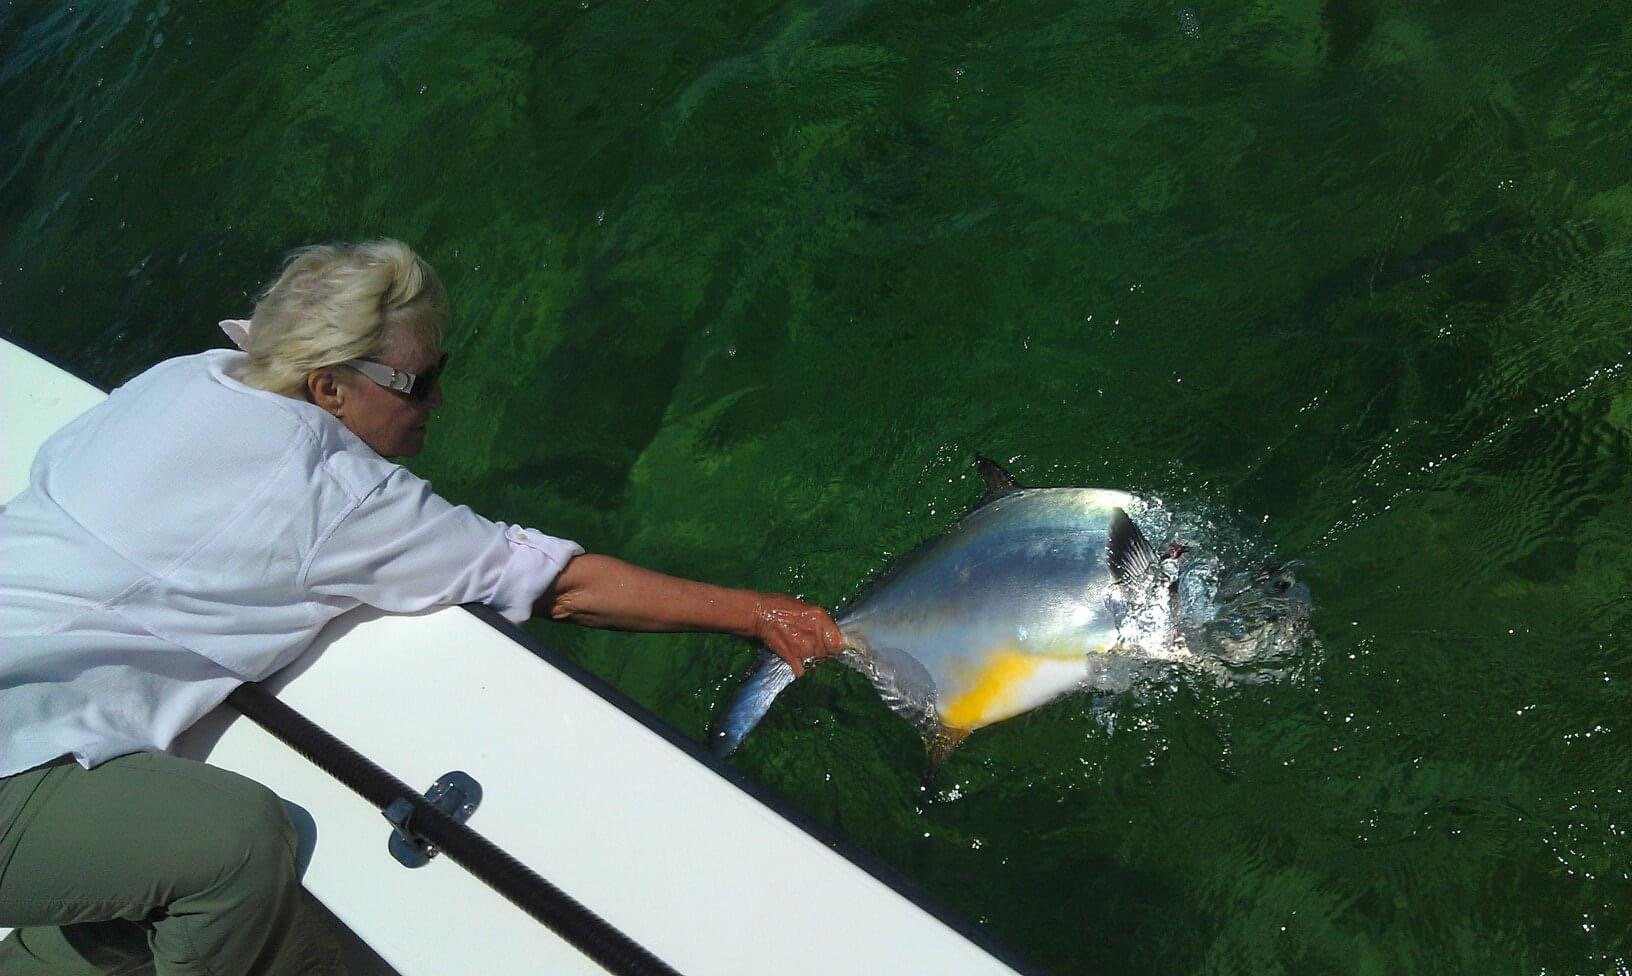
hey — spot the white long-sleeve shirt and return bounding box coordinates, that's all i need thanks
[0,349,582,776]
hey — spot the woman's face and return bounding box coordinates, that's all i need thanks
[314,346,445,458]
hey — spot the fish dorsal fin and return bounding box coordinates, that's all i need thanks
[1107,507,1157,585]
[975,454,1024,504]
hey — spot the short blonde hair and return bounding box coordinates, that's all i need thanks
[241,239,448,398]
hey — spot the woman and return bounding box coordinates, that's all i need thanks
[0,239,844,975]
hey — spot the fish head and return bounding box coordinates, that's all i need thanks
[1169,553,1313,679]
[1225,559,1311,609]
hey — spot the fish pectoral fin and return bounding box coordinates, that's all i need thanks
[925,725,971,777]
[1107,507,1157,585]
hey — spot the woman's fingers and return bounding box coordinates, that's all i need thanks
[819,615,845,652]
[776,646,806,679]
[753,594,845,678]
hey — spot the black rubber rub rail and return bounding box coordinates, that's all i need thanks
[225,682,683,976]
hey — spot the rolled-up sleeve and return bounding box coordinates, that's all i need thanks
[303,468,583,623]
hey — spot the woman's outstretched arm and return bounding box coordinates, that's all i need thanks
[535,553,844,677]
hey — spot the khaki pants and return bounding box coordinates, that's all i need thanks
[0,752,345,975]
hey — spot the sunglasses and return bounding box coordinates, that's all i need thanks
[341,353,448,403]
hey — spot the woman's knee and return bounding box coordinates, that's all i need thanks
[206,784,298,887]
[148,783,317,973]
[157,769,299,899]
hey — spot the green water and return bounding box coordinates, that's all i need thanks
[5,0,1632,971]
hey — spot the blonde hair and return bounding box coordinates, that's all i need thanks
[241,239,448,398]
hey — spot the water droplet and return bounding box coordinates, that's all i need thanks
[418,84,428,95]
[1177,6,1202,38]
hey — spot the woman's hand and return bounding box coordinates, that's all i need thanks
[750,594,846,678]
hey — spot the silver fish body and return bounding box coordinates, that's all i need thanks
[836,487,1144,735]
[714,486,1171,757]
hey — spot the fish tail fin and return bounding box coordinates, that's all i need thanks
[711,653,798,757]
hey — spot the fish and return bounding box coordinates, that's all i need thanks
[712,457,1311,769]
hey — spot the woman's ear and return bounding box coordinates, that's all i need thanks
[306,368,345,416]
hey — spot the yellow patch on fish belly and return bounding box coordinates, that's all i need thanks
[939,648,1043,730]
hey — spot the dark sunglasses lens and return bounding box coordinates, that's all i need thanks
[410,354,448,402]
